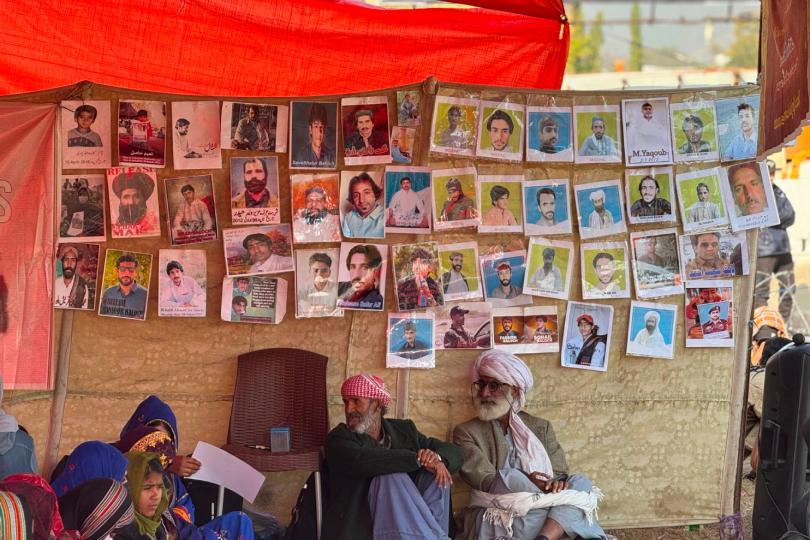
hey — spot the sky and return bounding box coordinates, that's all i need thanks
[577,1,760,68]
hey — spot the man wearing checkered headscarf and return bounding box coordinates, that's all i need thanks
[453,351,608,540]
[323,374,463,540]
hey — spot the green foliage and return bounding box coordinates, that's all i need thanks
[566,2,604,73]
[629,1,643,71]
[726,18,759,68]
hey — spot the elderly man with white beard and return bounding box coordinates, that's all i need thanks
[453,350,610,540]
[323,374,463,540]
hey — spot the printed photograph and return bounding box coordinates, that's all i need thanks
[684,280,734,347]
[573,105,621,164]
[433,302,492,350]
[387,313,435,369]
[54,243,99,311]
[630,229,683,299]
[391,126,417,164]
[98,249,152,321]
[670,100,719,163]
[294,247,343,318]
[221,101,288,152]
[396,90,421,127]
[290,173,342,243]
[675,167,729,233]
[717,95,759,162]
[222,225,294,277]
[626,301,677,359]
[229,156,281,225]
[165,175,217,246]
[430,95,478,157]
[221,275,288,324]
[573,179,627,239]
[384,166,431,234]
[478,175,524,233]
[437,242,483,302]
[522,178,572,236]
[492,308,525,351]
[432,167,479,230]
[392,242,444,311]
[562,301,614,372]
[526,106,573,162]
[289,101,337,169]
[476,101,524,161]
[719,160,780,231]
[336,242,388,311]
[118,100,166,167]
[61,100,111,169]
[625,168,675,225]
[107,167,161,238]
[340,170,385,239]
[480,250,532,307]
[158,249,206,318]
[59,175,106,242]
[524,237,574,300]
[523,306,560,354]
[679,229,749,280]
[621,97,673,166]
[172,101,221,170]
[581,241,631,300]
[341,96,392,166]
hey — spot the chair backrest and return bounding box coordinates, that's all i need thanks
[228,348,328,452]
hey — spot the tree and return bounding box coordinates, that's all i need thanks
[629,1,643,71]
[726,17,759,68]
[565,2,604,73]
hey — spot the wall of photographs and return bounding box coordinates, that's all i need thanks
[36,80,761,527]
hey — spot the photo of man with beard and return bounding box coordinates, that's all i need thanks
[108,168,160,238]
[99,251,151,320]
[54,244,97,310]
[230,157,280,224]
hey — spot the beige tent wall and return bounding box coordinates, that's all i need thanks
[1,80,755,528]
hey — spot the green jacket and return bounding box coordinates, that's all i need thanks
[323,417,463,540]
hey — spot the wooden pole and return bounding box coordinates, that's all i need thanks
[44,310,73,478]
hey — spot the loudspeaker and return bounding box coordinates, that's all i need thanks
[753,336,810,539]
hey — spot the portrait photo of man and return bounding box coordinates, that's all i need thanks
[389,319,433,364]
[231,296,247,321]
[395,246,443,311]
[170,182,214,244]
[158,258,206,315]
[243,232,293,274]
[296,250,340,318]
[497,316,519,339]
[563,308,611,371]
[342,97,391,164]
[54,244,96,310]
[700,303,730,338]
[341,172,385,239]
[230,157,280,212]
[231,105,270,151]
[629,175,672,219]
[108,168,160,238]
[535,188,559,228]
[523,181,571,236]
[622,98,673,165]
[671,102,719,163]
[439,105,468,149]
[173,118,200,158]
[481,183,519,229]
[172,101,223,170]
[626,303,675,359]
[438,176,476,226]
[477,102,523,160]
[726,161,768,217]
[679,174,727,230]
[292,183,341,243]
[431,96,479,156]
[386,173,429,231]
[397,91,419,126]
[632,233,680,291]
[678,114,712,154]
[529,248,563,293]
[99,251,150,320]
[291,102,336,169]
[578,115,618,158]
[443,306,478,349]
[587,189,613,230]
[588,252,619,295]
[682,231,732,279]
[722,102,757,161]
[527,107,573,162]
[337,243,386,311]
[485,110,515,153]
[442,251,470,296]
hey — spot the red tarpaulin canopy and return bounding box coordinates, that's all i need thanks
[0,0,568,97]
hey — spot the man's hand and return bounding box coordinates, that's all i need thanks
[417,449,452,488]
[169,455,202,477]
[529,471,570,494]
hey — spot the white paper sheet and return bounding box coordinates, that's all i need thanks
[188,441,266,503]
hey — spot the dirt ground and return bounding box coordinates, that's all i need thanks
[602,449,757,539]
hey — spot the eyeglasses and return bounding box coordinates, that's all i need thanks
[472,380,507,394]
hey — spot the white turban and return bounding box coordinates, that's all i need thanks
[471,350,553,475]
[589,190,605,202]
[644,310,660,324]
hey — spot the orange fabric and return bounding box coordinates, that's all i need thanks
[0,0,568,97]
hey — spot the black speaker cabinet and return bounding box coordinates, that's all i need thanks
[753,339,810,539]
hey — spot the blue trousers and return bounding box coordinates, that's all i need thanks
[367,469,451,540]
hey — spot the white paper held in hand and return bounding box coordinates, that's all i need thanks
[188,441,266,503]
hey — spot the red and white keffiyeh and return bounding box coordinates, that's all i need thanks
[341,374,391,407]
